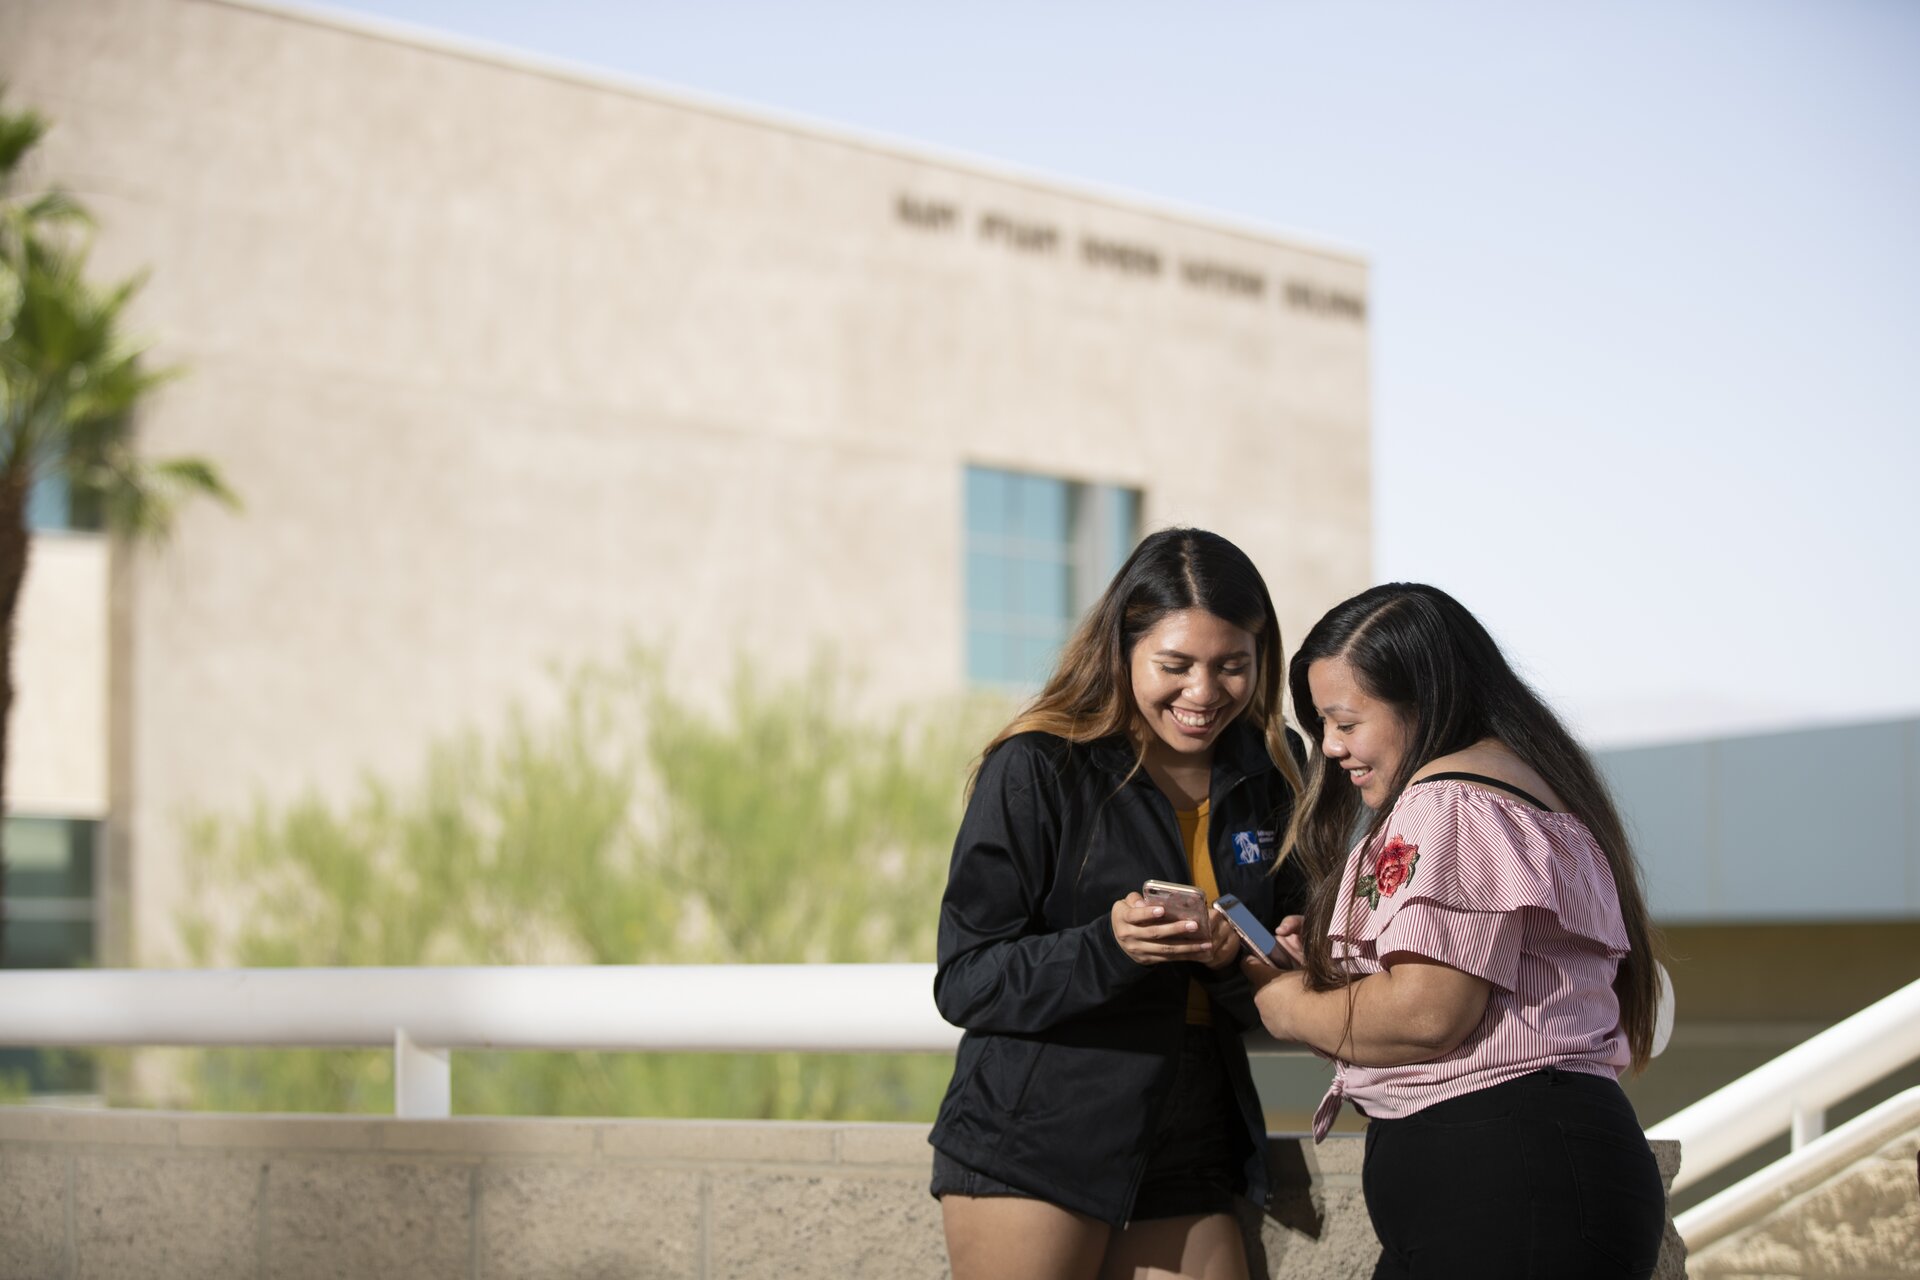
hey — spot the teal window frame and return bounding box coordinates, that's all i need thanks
[1,815,99,970]
[27,470,104,533]
[1,815,100,1094]
[964,465,1141,688]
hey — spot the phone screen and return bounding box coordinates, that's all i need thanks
[1212,893,1282,964]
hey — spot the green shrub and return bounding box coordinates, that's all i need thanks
[168,651,1000,1120]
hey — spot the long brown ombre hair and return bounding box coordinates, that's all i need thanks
[1282,584,1665,1072]
[974,527,1303,796]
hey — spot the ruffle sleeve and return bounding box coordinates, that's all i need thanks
[1328,781,1629,992]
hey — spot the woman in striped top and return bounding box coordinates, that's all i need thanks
[1244,583,1669,1279]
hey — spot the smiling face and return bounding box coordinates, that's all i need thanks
[1128,609,1258,766]
[1307,655,1413,809]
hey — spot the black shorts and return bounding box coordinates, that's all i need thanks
[931,1024,1239,1223]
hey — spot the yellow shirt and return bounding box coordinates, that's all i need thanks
[1178,799,1216,1026]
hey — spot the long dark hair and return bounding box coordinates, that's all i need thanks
[1282,583,1663,1071]
[975,527,1303,796]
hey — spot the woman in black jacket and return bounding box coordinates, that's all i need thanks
[931,527,1306,1280]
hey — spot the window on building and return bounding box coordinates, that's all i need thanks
[1,816,99,1093]
[964,466,1140,688]
[27,470,103,533]
[2,815,97,969]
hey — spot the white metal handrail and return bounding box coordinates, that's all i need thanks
[1671,1085,1920,1249]
[1646,972,1920,1192]
[0,963,959,1117]
[0,964,1305,1118]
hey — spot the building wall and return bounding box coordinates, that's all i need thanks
[1597,716,1920,922]
[0,0,1372,964]
[1,538,110,981]
[5,536,108,818]
[1593,714,1920,1208]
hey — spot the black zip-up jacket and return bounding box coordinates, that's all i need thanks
[929,719,1306,1226]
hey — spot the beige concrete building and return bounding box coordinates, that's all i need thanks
[0,0,1370,973]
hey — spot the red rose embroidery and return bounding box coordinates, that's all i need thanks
[1354,836,1419,909]
[1376,837,1418,896]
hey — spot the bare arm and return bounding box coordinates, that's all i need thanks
[1243,953,1492,1067]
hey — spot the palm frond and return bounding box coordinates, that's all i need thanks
[94,452,240,540]
[0,88,232,543]
[153,457,239,504]
[0,99,49,183]
[18,190,89,226]
[0,190,93,271]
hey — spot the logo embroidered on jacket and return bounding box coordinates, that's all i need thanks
[1232,830,1277,865]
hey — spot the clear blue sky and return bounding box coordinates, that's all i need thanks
[324,0,1920,746]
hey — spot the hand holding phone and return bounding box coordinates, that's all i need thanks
[1273,914,1307,968]
[1114,880,1215,965]
[1212,893,1289,968]
[1142,879,1210,931]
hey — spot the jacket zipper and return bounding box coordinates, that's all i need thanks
[1120,761,1259,1222]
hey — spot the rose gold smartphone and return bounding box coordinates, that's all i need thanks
[1142,879,1210,932]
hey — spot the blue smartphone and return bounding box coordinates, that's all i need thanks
[1212,893,1285,966]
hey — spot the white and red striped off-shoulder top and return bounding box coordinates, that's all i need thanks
[1311,777,1632,1141]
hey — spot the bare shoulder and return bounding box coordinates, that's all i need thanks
[1411,739,1568,812]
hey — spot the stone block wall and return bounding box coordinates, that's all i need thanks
[0,1108,1684,1278]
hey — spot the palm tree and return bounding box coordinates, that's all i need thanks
[0,91,237,960]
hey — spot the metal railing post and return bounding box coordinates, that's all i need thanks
[395,1026,451,1119]
[1789,1099,1824,1149]
[1647,973,1920,1191]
